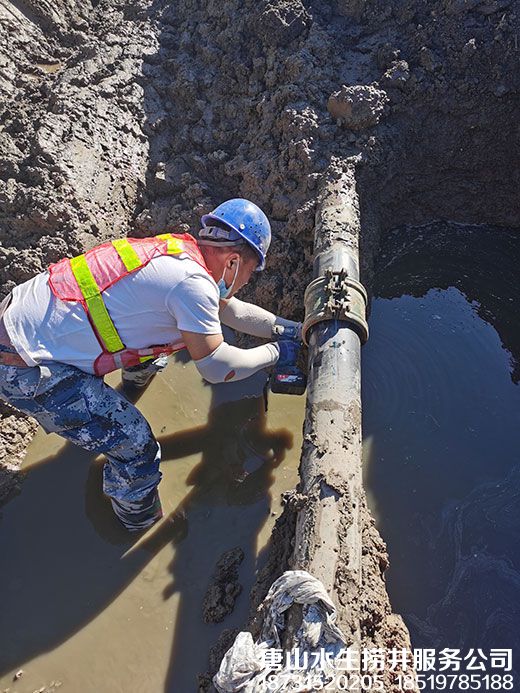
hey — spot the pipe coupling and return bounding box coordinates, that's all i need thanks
[302,268,369,345]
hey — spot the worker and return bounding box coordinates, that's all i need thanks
[0,199,301,531]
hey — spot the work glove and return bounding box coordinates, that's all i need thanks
[276,340,300,368]
[272,321,303,342]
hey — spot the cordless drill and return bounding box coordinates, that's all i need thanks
[270,367,307,395]
[269,325,307,396]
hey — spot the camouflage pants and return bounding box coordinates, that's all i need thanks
[0,347,162,526]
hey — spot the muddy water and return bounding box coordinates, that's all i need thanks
[363,224,520,662]
[0,356,304,692]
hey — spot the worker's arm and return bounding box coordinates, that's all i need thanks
[180,330,280,383]
[219,297,302,341]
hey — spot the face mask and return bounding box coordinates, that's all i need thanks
[217,258,240,299]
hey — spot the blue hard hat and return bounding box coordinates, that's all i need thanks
[200,198,271,271]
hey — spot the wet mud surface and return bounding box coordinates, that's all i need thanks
[0,361,303,692]
[363,223,520,679]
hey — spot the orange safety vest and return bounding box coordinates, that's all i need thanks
[48,233,211,376]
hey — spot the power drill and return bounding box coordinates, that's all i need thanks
[269,325,307,396]
[270,366,307,395]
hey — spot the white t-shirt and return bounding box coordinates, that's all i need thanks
[4,255,222,374]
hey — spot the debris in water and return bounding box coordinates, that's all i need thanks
[202,548,244,623]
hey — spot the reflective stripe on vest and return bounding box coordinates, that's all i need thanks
[109,236,184,270]
[111,238,141,272]
[70,254,125,353]
[49,233,209,375]
[156,233,185,255]
[69,235,191,355]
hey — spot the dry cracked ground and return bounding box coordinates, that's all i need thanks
[0,0,519,687]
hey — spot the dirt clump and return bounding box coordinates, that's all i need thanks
[202,547,245,624]
[0,404,38,504]
[328,85,389,130]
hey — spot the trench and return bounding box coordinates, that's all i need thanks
[363,222,520,675]
[1,0,519,689]
[0,356,305,692]
[1,221,518,691]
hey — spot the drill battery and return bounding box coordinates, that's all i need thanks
[269,366,307,396]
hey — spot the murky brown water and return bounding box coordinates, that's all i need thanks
[362,224,520,678]
[0,358,304,692]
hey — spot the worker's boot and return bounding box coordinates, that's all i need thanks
[110,489,163,532]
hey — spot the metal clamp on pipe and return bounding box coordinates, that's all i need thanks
[302,268,369,345]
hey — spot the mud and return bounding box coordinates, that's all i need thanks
[0,360,303,691]
[0,0,519,687]
[202,548,245,624]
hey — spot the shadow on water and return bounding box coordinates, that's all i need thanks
[362,223,520,666]
[0,359,298,692]
[146,389,293,692]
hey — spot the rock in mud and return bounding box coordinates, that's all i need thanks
[327,85,388,130]
[382,60,411,90]
[202,548,244,623]
[0,413,37,504]
[419,47,438,72]
[462,38,478,57]
[255,0,311,47]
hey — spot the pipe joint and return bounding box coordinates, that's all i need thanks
[302,268,369,345]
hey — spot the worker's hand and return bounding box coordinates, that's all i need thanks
[272,321,303,342]
[276,340,300,368]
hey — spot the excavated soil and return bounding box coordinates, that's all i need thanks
[1,0,519,688]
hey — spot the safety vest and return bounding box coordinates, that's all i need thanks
[48,233,210,376]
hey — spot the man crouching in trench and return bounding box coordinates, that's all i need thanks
[0,199,301,531]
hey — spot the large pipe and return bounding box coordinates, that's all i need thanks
[290,161,368,647]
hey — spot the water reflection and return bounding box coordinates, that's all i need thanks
[362,224,520,666]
